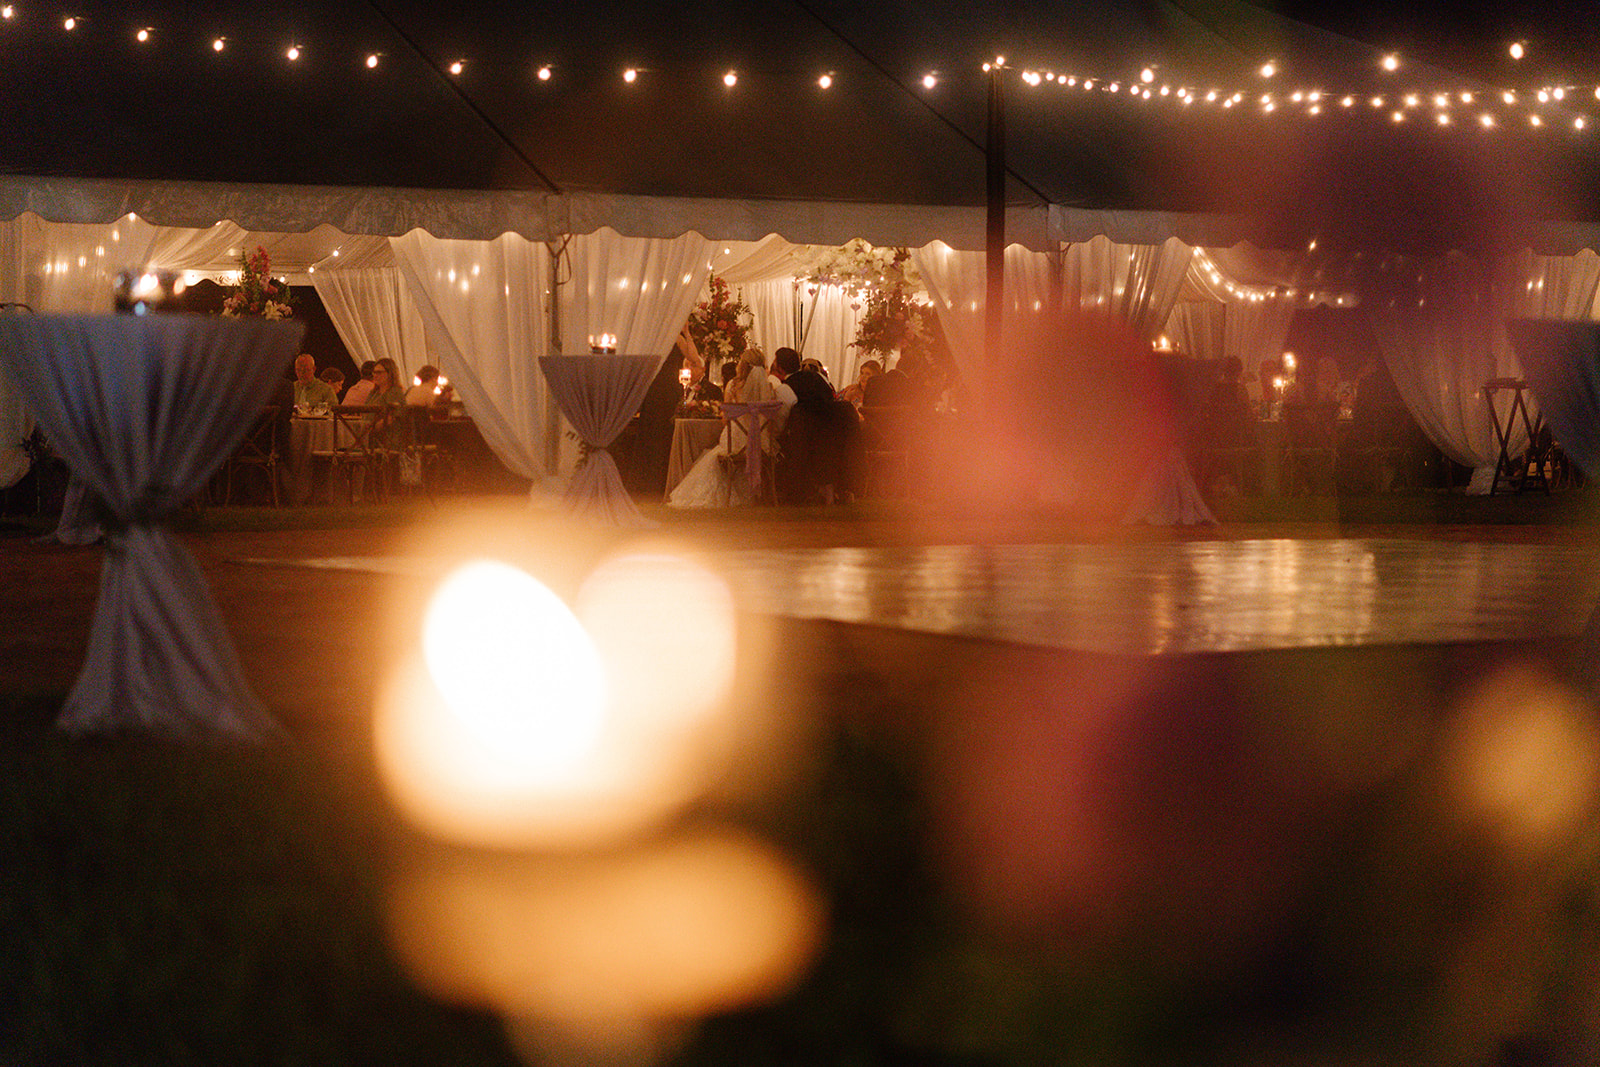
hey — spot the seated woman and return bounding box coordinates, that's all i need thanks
[668,347,780,508]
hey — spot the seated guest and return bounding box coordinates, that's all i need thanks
[406,364,443,406]
[684,358,723,404]
[319,366,346,400]
[343,361,378,405]
[369,358,407,405]
[720,360,738,394]
[772,347,858,504]
[862,355,924,409]
[292,353,338,410]
[800,358,829,382]
[771,346,833,404]
[839,359,881,409]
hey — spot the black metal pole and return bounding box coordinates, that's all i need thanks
[986,65,1005,379]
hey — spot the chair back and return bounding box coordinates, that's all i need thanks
[330,404,385,454]
[236,405,280,461]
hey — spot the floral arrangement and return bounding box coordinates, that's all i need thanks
[685,275,751,363]
[678,398,722,419]
[804,240,936,362]
[221,246,294,319]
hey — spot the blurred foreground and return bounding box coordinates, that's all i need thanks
[2,498,1599,1065]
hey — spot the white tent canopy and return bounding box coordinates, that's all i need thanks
[5,171,1600,499]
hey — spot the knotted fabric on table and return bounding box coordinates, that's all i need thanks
[0,313,303,740]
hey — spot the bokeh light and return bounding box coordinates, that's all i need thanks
[387,830,824,1029]
[1440,663,1600,857]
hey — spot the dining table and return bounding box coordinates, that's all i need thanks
[666,416,728,497]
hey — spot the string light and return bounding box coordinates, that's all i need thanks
[0,18,1592,147]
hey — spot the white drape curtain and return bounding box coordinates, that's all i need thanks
[1062,236,1195,341]
[393,227,709,511]
[913,241,1061,382]
[391,229,558,490]
[707,236,870,383]
[311,267,428,381]
[0,314,302,739]
[1370,250,1600,489]
[1164,299,1296,374]
[1164,301,1226,359]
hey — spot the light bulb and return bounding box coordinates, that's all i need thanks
[212,36,225,52]
[817,73,832,89]
[537,65,551,81]
[1141,67,1155,83]
[1382,54,1400,72]
[63,16,75,30]
[922,73,937,89]
[1260,61,1276,78]
[366,53,379,69]
[136,28,150,42]
[723,70,737,87]
[449,60,464,75]
[286,45,300,61]
[623,67,637,83]
[1510,41,1525,60]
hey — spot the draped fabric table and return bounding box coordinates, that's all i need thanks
[538,354,663,526]
[0,313,303,740]
[666,417,726,497]
[1123,354,1217,526]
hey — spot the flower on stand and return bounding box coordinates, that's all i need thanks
[221,246,294,319]
[685,275,751,364]
[805,240,937,364]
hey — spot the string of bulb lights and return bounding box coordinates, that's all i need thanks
[8,7,1598,135]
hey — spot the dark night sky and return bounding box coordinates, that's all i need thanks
[0,0,1596,247]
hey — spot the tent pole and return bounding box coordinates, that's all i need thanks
[545,240,562,476]
[986,64,1005,383]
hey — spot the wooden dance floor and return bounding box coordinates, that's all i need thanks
[273,537,1600,656]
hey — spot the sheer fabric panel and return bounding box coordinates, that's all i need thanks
[391,229,556,488]
[313,267,428,381]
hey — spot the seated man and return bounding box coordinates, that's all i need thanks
[772,347,856,504]
[406,364,443,406]
[292,353,338,411]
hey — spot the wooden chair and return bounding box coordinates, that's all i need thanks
[311,404,384,503]
[223,404,281,506]
[716,401,784,505]
[394,405,456,501]
[859,404,916,499]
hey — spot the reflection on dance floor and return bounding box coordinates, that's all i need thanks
[717,539,1600,655]
[259,539,1600,656]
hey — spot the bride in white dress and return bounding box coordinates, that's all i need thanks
[668,346,781,508]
